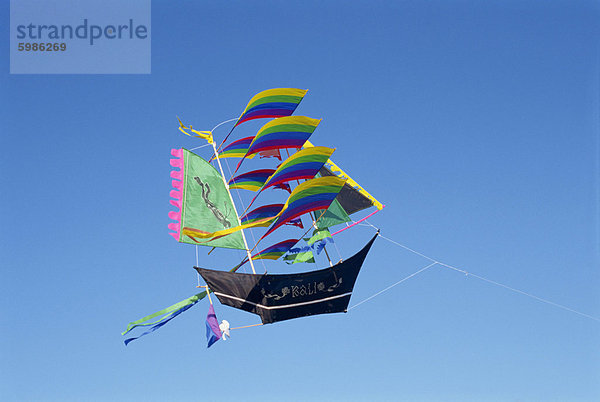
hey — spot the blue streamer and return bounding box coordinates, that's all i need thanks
[124,302,198,345]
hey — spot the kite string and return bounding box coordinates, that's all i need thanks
[437,262,600,323]
[332,238,343,262]
[365,225,600,323]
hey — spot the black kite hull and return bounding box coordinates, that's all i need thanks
[195,233,377,324]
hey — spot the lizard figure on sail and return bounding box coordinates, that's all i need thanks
[193,176,232,228]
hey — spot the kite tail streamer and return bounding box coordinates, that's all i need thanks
[124,302,198,345]
[177,117,214,143]
[122,291,208,344]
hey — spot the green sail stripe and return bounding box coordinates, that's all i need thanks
[246,95,303,110]
[288,184,344,204]
[257,123,318,137]
[230,180,264,189]
[278,156,329,171]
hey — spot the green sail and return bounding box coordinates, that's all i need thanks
[315,198,351,230]
[179,149,245,249]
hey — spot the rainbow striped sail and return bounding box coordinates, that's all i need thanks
[234,116,321,172]
[262,176,346,238]
[251,239,300,261]
[246,116,321,157]
[229,169,275,191]
[220,136,256,159]
[235,88,307,127]
[242,146,335,213]
[262,146,334,189]
[240,204,284,226]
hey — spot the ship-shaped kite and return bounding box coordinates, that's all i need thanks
[123,88,384,345]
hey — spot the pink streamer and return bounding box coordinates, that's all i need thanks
[331,205,385,236]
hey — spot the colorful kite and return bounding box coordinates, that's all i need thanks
[123,89,385,345]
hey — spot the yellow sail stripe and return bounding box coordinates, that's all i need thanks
[182,217,275,241]
[303,140,383,210]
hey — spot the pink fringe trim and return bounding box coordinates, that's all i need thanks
[170,170,183,180]
[169,190,182,200]
[169,148,184,240]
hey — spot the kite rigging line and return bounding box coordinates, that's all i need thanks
[210,117,239,160]
[196,246,200,286]
[189,143,212,152]
[349,223,600,323]
[348,262,438,310]
[330,206,385,236]
[212,117,239,132]
[230,323,264,331]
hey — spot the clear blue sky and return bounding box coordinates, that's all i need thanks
[2,1,599,401]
